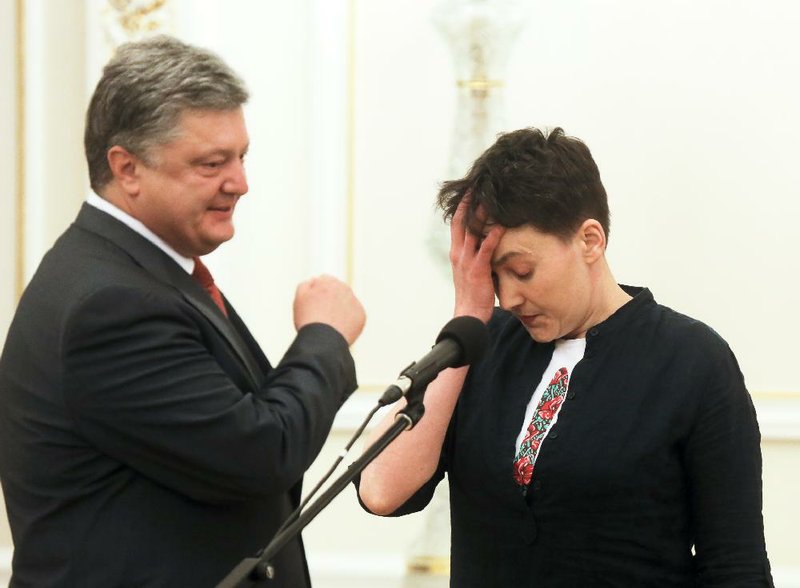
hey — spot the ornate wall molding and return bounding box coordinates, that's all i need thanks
[102,0,172,46]
[335,390,800,443]
[752,392,800,442]
[85,0,173,95]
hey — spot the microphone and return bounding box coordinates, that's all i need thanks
[378,316,489,406]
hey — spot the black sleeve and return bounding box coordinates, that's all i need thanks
[62,284,356,505]
[685,328,774,587]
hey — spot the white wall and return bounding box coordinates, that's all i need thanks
[20,0,87,281]
[0,0,19,569]
[351,0,800,394]
[0,0,19,346]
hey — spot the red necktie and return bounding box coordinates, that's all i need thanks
[192,257,228,317]
[513,367,569,490]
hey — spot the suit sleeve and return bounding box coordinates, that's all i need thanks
[61,284,356,504]
[684,329,774,587]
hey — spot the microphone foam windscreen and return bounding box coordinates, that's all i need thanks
[436,316,489,367]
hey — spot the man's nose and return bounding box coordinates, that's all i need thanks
[223,159,248,196]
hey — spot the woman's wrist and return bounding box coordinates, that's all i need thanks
[453,304,493,323]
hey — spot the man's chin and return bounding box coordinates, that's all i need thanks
[205,227,235,247]
[191,233,233,257]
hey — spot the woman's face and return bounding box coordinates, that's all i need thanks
[490,225,597,343]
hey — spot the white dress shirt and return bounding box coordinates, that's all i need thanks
[86,192,195,274]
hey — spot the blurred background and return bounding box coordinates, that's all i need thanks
[1,0,798,586]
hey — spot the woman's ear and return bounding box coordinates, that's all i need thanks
[578,218,607,263]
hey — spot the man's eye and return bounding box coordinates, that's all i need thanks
[203,161,224,169]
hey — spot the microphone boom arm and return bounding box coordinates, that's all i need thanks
[214,402,426,587]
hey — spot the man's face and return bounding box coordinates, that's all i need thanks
[490,225,595,343]
[132,108,250,258]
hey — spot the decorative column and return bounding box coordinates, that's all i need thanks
[411,2,529,586]
[433,0,529,178]
[426,0,530,271]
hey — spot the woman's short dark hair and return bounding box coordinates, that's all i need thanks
[436,127,610,242]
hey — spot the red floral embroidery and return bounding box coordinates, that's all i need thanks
[513,455,534,486]
[512,366,571,490]
[538,395,565,420]
[551,367,568,385]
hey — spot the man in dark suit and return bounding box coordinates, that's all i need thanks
[0,35,365,587]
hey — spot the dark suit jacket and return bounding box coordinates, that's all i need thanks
[0,203,357,587]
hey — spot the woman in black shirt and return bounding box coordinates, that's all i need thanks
[359,127,773,587]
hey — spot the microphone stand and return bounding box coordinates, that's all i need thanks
[215,400,426,587]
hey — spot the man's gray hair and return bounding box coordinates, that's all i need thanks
[84,35,249,192]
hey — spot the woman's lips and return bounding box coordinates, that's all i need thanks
[519,314,541,327]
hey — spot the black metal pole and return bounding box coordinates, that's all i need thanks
[215,401,425,588]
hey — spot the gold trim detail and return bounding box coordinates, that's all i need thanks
[406,555,451,576]
[751,390,800,400]
[108,0,167,36]
[762,438,800,445]
[456,78,504,90]
[14,0,25,300]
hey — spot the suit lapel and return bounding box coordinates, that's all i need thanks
[74,203,265,391]
[178,280,266,391]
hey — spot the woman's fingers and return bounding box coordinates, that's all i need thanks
[450,197,469,260]
[476,224,505,266]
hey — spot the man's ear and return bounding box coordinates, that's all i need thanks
[107,146,142,196]
[578,219,607,263]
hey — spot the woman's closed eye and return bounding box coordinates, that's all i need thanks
[511,269,532,281]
